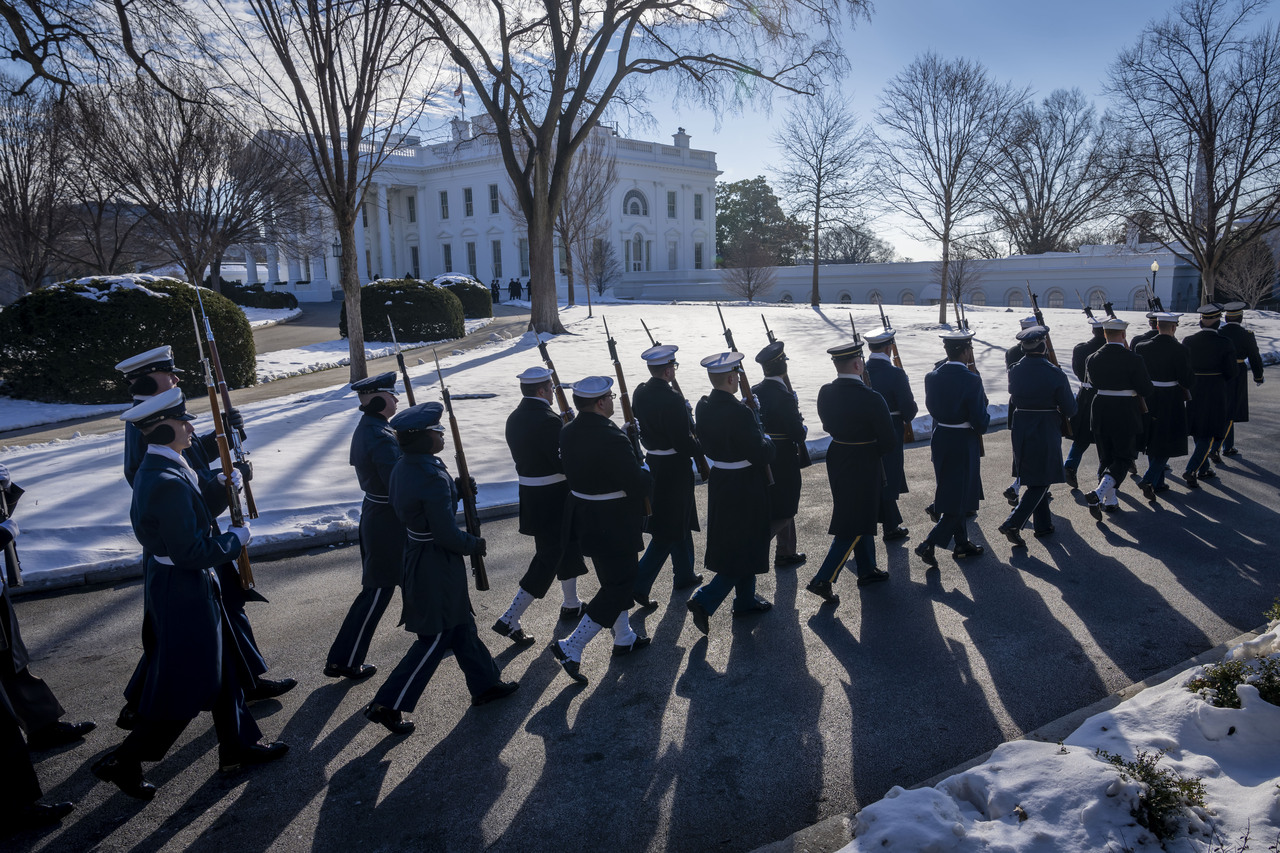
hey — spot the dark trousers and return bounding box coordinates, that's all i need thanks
[1186,437,1218,475]
[1141,456,1170,488]
[1003,486,1052,532]
[1222,421,1236,451]
[0,700,40,806]
[880,499,903,532]
[769,518,798,559]
[372,620,500,713]
[0,660,64,736]
[811,535,875,585]
[585,552,640,628]
[691,573,756,615]
[327,585,395,669]
[924,513,970,549]
[1095,431,1136,486]
[633,530,697,600]
[519,531,586,599]
[1063,436,1093,473]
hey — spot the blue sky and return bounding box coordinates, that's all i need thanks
[640,0,1182,260]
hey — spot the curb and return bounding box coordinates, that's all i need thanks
[749,625,1266,853]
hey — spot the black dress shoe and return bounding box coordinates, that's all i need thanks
[673,573,704,591]
[246,677,297,702]
[635,597,659,611]
[1153,483,1171,493]
[774,554,807,569]
[1002,485,1019,507]
[471,681,519,705]
[1033,525,1055,538]
[952,542,984,559]
[914,542,938,567]
[550,641,589,683]
[805,580,840,604]
[8,800,74,830]
[612,636,653,655]
[882,527,910,542]
[732,594,773,614]
[91,754,157,801]
[1210,451,1223,465]
[364,703,415,735]
[491,619,537,647]
[1064,467,1079,489]
[1199,468,1218,480]
[115,706,139,731]
[997,524,1026,548]
[219,740,289,772]
[1140,481,1156,502]
[1184,471,1200,489]
[1102,504,1120,513]
[324,662,378,680]
[559,603,586,621]
[1224,447,1241,457]
[1085,489,1103,519]
[856,569,890,587]
[686,598,711,635]
[925,503,940,523]
[27,720,95,750]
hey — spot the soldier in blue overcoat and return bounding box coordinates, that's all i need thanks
[1218,302,1265,457]
[1083,318,1154,517]
[752,341,808,568]
[1182,305,1238,485]
[1063,319,1106,488]
[1134,313,1194,498]
[864,329,918,540]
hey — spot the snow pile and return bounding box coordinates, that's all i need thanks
[242,306,302,328]
[843,627,1280,852]
[44,275,178,301]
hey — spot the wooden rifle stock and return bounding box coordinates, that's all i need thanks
[196,289,257,519]
[387,316,418,407]
[603,317,652,515]
[433,349,488,591]
[536,339,574,424]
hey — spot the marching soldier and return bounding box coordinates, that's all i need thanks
[552,377,654,683]
[114,347,293,730]
[632,346,704,605]
[863,329,917,541]
[751,341,808,568]
[324,373,404,680]
[915,331,989,567]
[1131,310,1161,349]
[1182,304,1238,487]
[805,339,896,604]
[0,680,74,830]
[1083,317,1154,517]
[1134,313,1194,499]
[492,367,588,646]
[1218,302,1265,458]
[996,327,1076,545]
[1063,318,1107,489]
[363,403,517,735]
[93,389,287,800]
[1004,316,1039,369]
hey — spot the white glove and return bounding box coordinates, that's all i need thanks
[0,519,18,541]
[230,524,251,548]
[218,469,244,491]
[0,463,9,489]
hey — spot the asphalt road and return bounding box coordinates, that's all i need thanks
[9,381,1280,853]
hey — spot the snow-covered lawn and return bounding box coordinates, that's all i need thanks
[242,305,302,328]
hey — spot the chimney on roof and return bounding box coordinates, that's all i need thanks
[451,117,469,143]
[672,127,690,148]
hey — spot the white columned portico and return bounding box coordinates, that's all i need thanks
[377,183,393,279]
[417,182,431,275]
[266,247,279,286]
[244,248,258,284]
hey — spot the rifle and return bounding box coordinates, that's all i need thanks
[1026,283,1072,438]
[192,307,255,592]
[387,316,417,407]
[716,304,774,484]
[760,315,814,466]
[641,319,710,480]
[1075,289,1097,323]
[950,298,985,457]
[535,336,574,424]
[874,297,917,443]
[195,289,257,519]
[433,349,488,591]
[1,483,22,586]
[602,316,652,515]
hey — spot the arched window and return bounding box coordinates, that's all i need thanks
[1130,287,1146,310]
[623,189,648,217]
[867,289,883,305]
[839,292,852,304]
[779,292,794,303]
[1046,289,1065,309]
[901,291,916,306]
[1006,289,1024,308]
[1087,288,1106,309]
[970,290,986,306]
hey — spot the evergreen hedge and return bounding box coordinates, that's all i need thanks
[434,275,493,319]
[224,282,299,310]
[338,279,465,343]
[0,276,256,404]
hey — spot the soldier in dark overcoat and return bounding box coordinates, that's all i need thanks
[865,329,918,540]
[1182,304,1238,485]
[364,403,516,734]
[1004,316,1039,370]
[551,377,654,683]
[493,367,588,646]
[996,327,1076,546]
[0,674,74,829]
[1063,318,1107,488]
[752,341,808,568]
[632,345,704,604]
[805,339,896,605]
[1218,302,1265,457]
[914,331,989,567]
[1131,311,1160,350]
[324,373,405,680]
[1134,313,1194,498]
[92,390,286,800]
[1083,318,1154,517]
[687,353,776,635]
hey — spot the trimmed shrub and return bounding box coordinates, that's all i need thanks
[339,279,464,343]
[433,274,493,319]
[0,276,256,404]
[224,282,299,310]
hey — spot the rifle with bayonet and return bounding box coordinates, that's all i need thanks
[716,304,774,484]
[1026,283,1073,438]
[760,314,813,467]
[1,480,22,586]
[195,289,257,519]
[950,298,985,457]
[433,349,488,591]
[602,316,652,515]
[387,316,417,407]
[536,337,574,424]
[640,319,710,480]
[192,307,256,592]
[874,298,917,443]
[1075,289,1097,323]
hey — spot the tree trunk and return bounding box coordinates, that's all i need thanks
[937,234,950,325]
[527,200,566,334]
[809,202,821,306]
[338,217,367,383]
[564,243,576,307]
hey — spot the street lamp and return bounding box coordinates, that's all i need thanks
[1150,260,1159,293]
[332,239,342,258]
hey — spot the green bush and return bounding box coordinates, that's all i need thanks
[1096,748,1207,841]
[224,282,299,310]
[338,279,464,343]
[1187,657,1280,709]
[435,275,493,319]
[0,276,256,404]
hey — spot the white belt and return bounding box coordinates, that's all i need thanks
[1151,380,1180,387]
[407,529,435,542]
[571,490,627,501]
[936,422,972,429]
[1015,408,1057,413]
[645,448,678,456]
[518,473,567,486]
[364,492,389,504]
[154,555,174,565]
[1096,389,1137,397]
[706,458,752,469]
[1079,383,1093,390]
[889,411,902,416]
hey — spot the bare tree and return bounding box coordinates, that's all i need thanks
[555,131,618,308]
[722,244,778,303]
[821,220,897,264]
[932,238,990,305]
[872,52,1027,323]
[1107,0,1280,304]
[212,0,441,382]
[773,93,873,306]
[1217,237,1276,306]
[0,80,72,294]
[985,88,1130,255]
[398,0,871,335]
[587,238,622,298]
